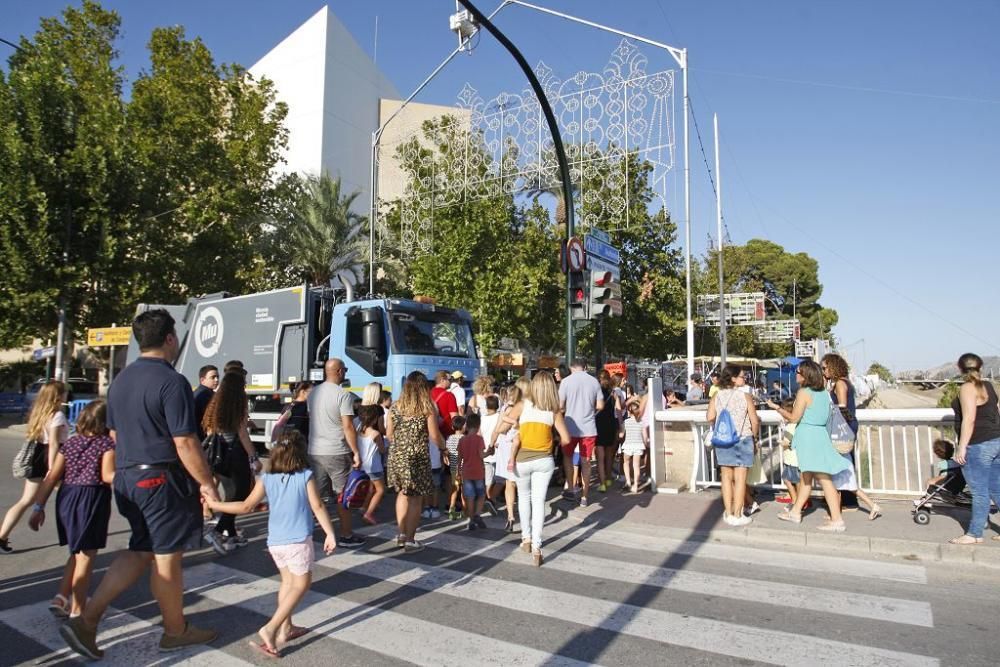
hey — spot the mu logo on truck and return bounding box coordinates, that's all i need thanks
[194,306,224,357]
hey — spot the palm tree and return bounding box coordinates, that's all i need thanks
[289,173,367,288]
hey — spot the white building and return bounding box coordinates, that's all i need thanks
[249,6,401,209]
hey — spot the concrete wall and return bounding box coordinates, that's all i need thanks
[377,99,473,203]
[250,5,401,211]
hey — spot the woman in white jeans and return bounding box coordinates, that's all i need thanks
[492,372,570,566]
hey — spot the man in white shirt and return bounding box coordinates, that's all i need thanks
[450,371,467,416]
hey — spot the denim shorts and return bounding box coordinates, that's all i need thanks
[781,464,801,484]
[462,478,486,499]
[714,435,754,468]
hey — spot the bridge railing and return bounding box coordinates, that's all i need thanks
[650,395,954,497]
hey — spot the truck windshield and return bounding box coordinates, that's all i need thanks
[390,314,475,358]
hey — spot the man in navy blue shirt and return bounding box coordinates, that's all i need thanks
[193,364,219,441]
[61,310,221,659]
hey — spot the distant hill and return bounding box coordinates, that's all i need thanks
[900,356,1000,381]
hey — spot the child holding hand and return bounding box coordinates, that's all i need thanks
[204,431,336,658]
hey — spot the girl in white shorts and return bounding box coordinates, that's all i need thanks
[205,431,337,658]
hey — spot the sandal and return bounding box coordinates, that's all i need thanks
[992,535,1000,542]
[362,514,377,526]
[868,504,882,521]
[817,521,846,533]
[948,535,984,545]
[249,640,282,658]
[520,539,532,553]
[283,626,309,641]
[48,594,70,619]
[777,511,802,524]
[396,534,406,548]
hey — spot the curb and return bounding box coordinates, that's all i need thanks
[566,513,1000,569]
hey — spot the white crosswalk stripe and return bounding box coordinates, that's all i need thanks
[183,561,602,667]
[0,599,250,666]
[559,518,930,584]
[315,536,939,667]
[356,522,934,627]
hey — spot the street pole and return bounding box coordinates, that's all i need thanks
[682,51,694,385]
[455,0,578,362]
[714,113,726,367]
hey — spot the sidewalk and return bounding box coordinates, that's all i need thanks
[566,484,1000,569]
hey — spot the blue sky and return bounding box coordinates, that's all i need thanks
[2,1,997,373]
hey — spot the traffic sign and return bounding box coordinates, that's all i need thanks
[588,227,611,244]
[587,255,620,281]
[32,346,56,361]
[584,234,620,266]
[87,327,132,347]
[565,237,586,272]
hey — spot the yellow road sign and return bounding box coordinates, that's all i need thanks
[87,327,132,347]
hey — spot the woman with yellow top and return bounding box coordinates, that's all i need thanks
[491,372,570,566]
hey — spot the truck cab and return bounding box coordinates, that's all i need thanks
[328,297,479,397]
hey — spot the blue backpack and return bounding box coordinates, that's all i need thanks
[339,469,371,509]
[710,393,742,447]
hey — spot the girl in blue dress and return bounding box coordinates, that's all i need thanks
[768,360,849,532]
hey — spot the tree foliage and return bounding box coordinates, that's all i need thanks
[0,1,289,351]
[866,361,894,384]
[697,239,839,357]
[380,116,563,353]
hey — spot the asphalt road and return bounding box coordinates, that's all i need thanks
[1,420,997,666]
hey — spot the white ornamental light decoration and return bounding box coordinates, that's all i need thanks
[378,40,676,258]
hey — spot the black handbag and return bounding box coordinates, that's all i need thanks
[12,439,46,479]
[202,433,231,476]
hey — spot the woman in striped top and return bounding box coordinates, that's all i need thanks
[493,372,570,566]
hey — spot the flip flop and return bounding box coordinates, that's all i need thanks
[284,626,309,641]
[868,504,882,521]
[249,640,282,658]
[48,594,69,619]
[948,535,983,545]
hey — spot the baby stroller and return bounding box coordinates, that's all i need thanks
[911,467,973,525]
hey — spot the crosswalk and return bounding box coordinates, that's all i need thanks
[1,512,944,666]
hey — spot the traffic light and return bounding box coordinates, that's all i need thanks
[569,270,589,321]
[589,271,622,318]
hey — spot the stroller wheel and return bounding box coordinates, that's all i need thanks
[913,510,931,525]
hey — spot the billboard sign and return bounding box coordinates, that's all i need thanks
[697,292,766,326]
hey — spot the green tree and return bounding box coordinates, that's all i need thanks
[572,149,686,359]
[277,173,368,287]
[125,25,288,302]
[0,0,132,352]
[697,239,838,356]
[866,362,894,384]
[380,116,562,352]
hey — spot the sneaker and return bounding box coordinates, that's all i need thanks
[225,532,249,548]
[428,508,441,519]
[474,515,488,529]
[0,538,12,554]
[598,481,609,493]
[159,622,218,652]
[204,530,233,556]
[561,489,575,500]
[483,499,498,516]
[420,508,432,519]
[447,509,461,521]
[60,616,104,660]
[204,513,220,527]
[403,540,425,554]
[467,519,476,531]
[744,502,761,517]
[578,496,589,508]
[733,514,753,526]
[338,534,366,548]
[722,513,736,526]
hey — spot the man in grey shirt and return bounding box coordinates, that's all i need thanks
[558,358,604,507]
[307,358,365,547]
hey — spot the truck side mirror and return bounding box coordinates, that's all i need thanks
[361,309,384,351]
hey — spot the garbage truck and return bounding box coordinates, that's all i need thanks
[125,285,480,446]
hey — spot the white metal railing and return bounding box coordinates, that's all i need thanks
[657,408,955,496]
